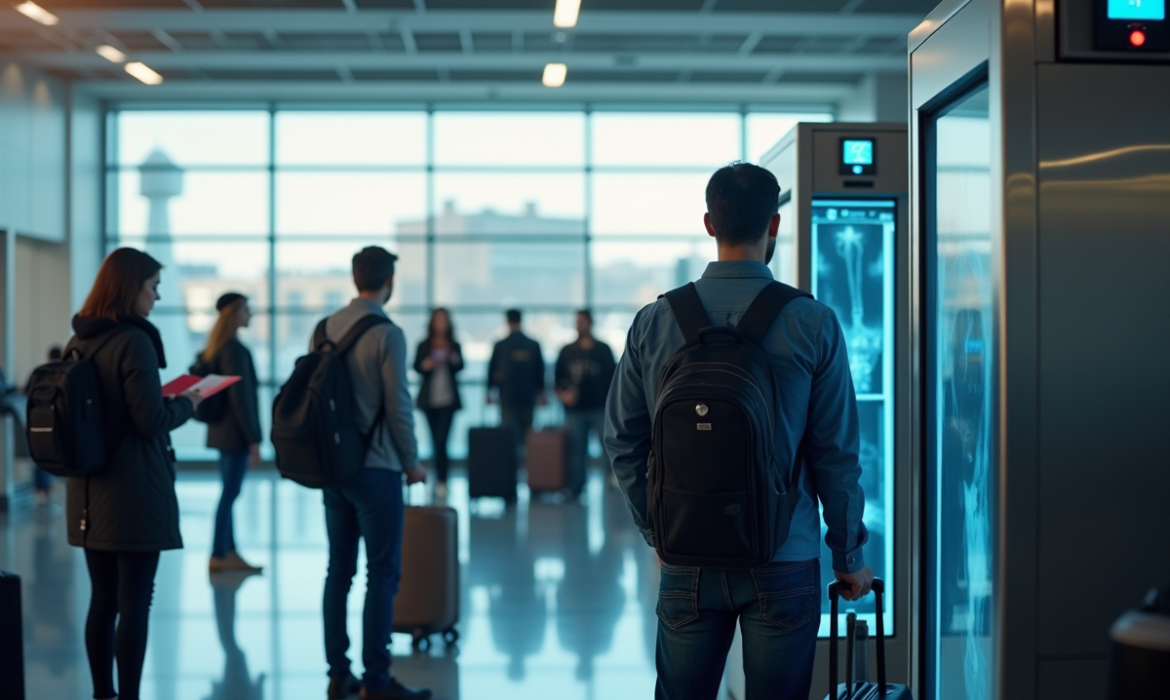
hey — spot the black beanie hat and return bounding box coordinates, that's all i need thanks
[216,292,246,312]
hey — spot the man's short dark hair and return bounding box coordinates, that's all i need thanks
[705,162,781,246]
[577,309,593,324]
[352,246,398,292]
[506,309,522,325]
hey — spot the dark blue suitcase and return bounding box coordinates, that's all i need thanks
[468,426,518,503]
[826,578,912,700]
[0,570,25,700]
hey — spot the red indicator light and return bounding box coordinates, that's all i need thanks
[1130,29,1147,47]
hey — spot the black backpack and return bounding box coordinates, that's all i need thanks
[189,354,228,424]
[649,281,812,568]
[24,328,128,478]
[271,314,391,489]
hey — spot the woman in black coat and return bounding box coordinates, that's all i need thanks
[414,308,463,499]
[194,292,263,574]
[65,248,202,700]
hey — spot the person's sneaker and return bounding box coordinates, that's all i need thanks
[327,674,362,699]
[210,551,264,574]
[359,679,432,700]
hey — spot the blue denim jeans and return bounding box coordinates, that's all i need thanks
[566,409,605,493]
[655,559,820,700]
[323,467,405,691]
[212,450,249,558]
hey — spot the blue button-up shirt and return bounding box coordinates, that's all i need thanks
[603,260,868,573]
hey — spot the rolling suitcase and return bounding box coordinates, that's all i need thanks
[526,428,569,494]
[826,578,911,700]
[0,570,25,700]
[468,426,518,502]
[393,505,460,651]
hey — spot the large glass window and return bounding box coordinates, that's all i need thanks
[927,83,996,700]
[104,108,830,461]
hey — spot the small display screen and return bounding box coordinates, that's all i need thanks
[842,139,875,166]
[840,138,877,176]
[1108,0,1165,20]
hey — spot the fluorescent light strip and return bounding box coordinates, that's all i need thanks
[124,62,164,86]
[553,0,580,28]
[14,1,58,26]
[542,63,567,88]
[96,45,127,64]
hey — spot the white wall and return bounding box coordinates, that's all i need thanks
[838,72,909,124]
[13,236,70,382]
[0,58,67,241]
[68,89,103,313]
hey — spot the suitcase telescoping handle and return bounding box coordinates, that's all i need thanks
[828,578,887,700]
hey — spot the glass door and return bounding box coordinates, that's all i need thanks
[925,81,997,700]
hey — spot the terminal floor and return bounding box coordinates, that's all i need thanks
[0,469,710,700]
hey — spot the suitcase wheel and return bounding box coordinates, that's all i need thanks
[411,630,431,652]
[442,628,460,646]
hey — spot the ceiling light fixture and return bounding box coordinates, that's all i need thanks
[542,62,567,88]
[553,0,580,28]
[14,1,58,26]
[96,45,127,63]
[124,62,164,86]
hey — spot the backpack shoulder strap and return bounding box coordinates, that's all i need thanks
[73,325,134,362]
[311,319,330,352]
[335,314,392,357]
[736,282,812,345]
[663,283,712,343]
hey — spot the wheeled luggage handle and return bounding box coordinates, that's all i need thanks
[829,578,887,700]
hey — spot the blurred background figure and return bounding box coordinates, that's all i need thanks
[555,310,616,500]
[414,308,464,501]
[488,309,546,442]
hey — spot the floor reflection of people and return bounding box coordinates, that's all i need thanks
[470,509,547,681]
[555,495,626,682]
[205,574,265,700]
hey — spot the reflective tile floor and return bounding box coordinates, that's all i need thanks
[0,469,703,700]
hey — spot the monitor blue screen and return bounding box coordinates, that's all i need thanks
[1108,0,1165,20]
[842,139,874,166]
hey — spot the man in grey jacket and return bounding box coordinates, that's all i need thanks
[318,246,430,700]
[604,163,873,700]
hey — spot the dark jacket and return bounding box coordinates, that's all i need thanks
[414,338,464,411]
[200,339,262,452]
[555,340,617,412]
[488,331,545,409]
[65,315,195,553]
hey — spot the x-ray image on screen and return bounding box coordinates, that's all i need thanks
[1108,0,1165,20]
[811,199,896,637]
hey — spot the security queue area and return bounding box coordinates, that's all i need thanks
[1,1,1168,700]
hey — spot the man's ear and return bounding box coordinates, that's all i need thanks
[704,213,717,239]
[767,213,781,239]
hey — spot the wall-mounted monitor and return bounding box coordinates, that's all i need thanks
[840,138,877,176]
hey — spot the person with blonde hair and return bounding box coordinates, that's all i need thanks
[194,292,263,574]
[67,247,203,700]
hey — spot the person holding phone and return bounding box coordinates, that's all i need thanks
[414,308,464,500]
[66,248,203,700]
[195,292,263,574]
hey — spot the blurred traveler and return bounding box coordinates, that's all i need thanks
[604,163,873,700]
[487,309,546,440]
[67,247,203,700]
[414,308,464,501]
[194,292,263,574]
[555,310,616,499]
[316,246,430,700]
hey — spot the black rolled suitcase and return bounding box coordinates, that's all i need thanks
[468,426,518,503]
[0,570,25,700]
[826,578,911,700]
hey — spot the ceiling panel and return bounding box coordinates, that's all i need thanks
[569,70,680,82]
[753,35,803,54]
[448,69,543,81]
[199,68,341,80]
[352,68,440,80]
[573,33,702,53]
[779,71,862,84]
[714,0,850,10]
[425,0,554,8]
[470,32,513,52]
[579,0,705,8]
[198,0,347,7]
[798,36,856,53]
[414,32,463,52]
[352,0,416,6]
[852,0,940,13]
[108,31,172,51]
[37,0,186,7]
[278,33,376,50]
[690,70,768,83]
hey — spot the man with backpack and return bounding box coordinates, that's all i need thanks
[308,247,430,700]
[604,163,873,700]
[487,309,546,440]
